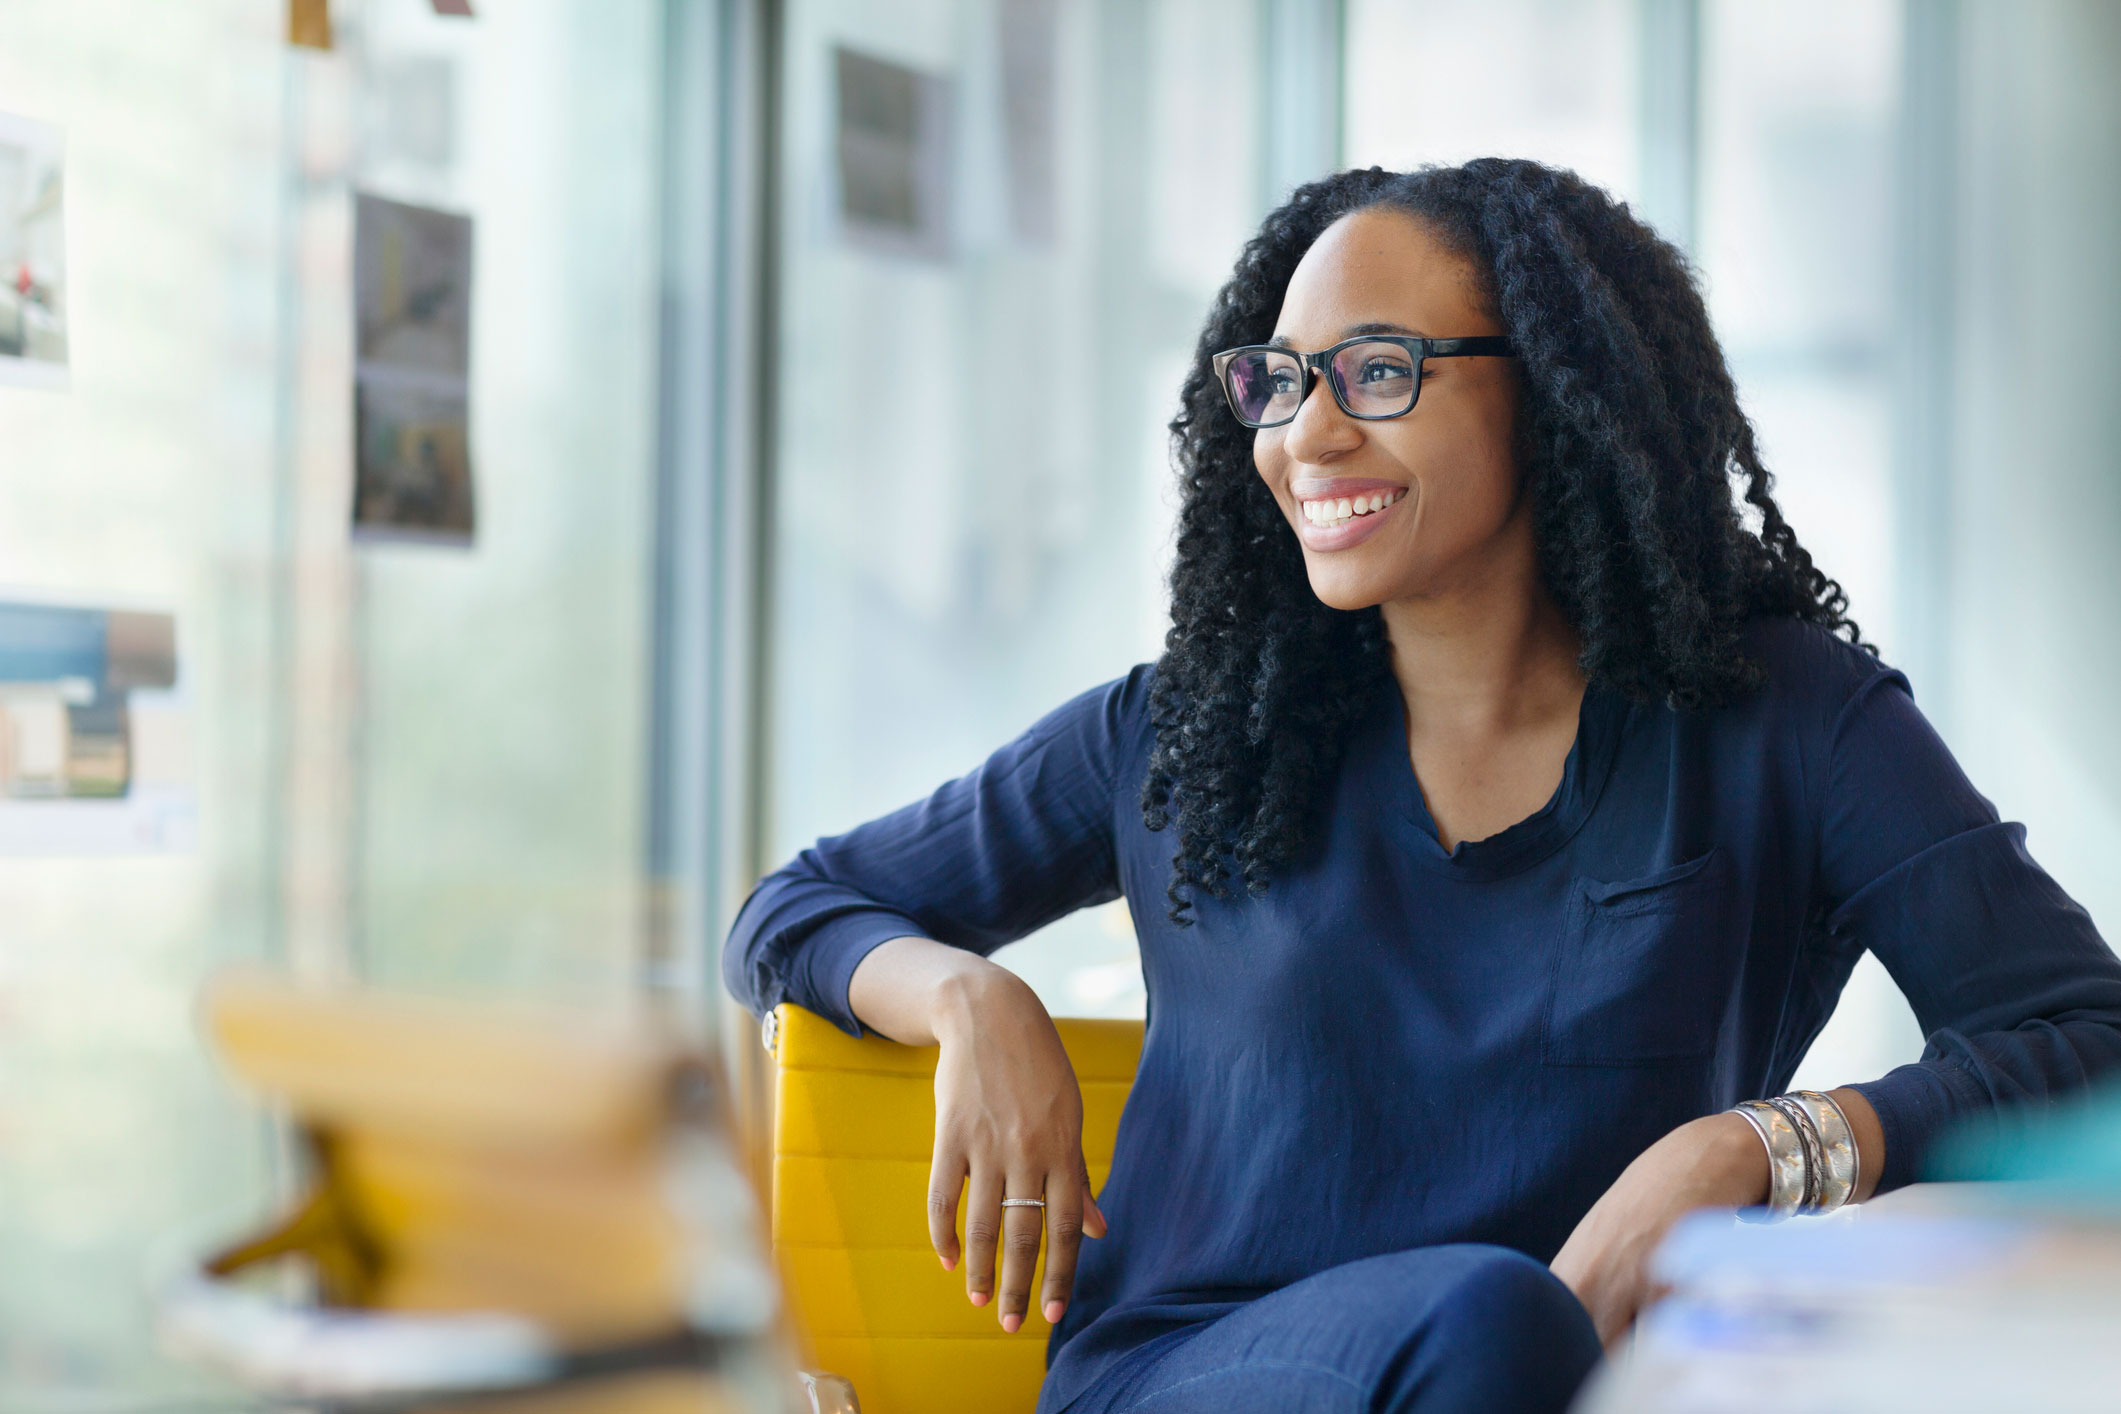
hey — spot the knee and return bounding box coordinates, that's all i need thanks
[1426,1245,1592,1345]
[1384,1246,1601,1413]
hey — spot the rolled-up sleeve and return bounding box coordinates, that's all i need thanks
[1819,669,2121,1192]
[720,666,1151,1035]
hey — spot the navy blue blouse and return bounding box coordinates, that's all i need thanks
[724,617,2121,1409]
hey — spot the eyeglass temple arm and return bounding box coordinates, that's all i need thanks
[1422,336,1514,357]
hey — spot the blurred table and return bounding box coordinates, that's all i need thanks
[1577,1183,2121,1413]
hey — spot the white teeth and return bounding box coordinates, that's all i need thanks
[1298,491,1399,525]
[1299,490,1406,529]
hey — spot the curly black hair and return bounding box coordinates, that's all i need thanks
[1139,158,1868,923]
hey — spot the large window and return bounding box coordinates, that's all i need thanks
[1696,0,1922,1086]
[1345,0,1644,208]
[764,0,1268,1018]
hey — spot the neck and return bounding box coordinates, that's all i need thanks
[1378,519,1585,734]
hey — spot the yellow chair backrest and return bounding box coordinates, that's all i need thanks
[767,1003,1142,1414]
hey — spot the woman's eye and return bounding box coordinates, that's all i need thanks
[1359,358,1413,384]
[1268,370,1300,394]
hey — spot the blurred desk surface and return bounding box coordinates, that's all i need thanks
[1578,1182,2121,1413]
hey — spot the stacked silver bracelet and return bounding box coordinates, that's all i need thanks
[1728,1090,1859,1220]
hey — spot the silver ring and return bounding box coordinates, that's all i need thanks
[1000,1198,1045,1209]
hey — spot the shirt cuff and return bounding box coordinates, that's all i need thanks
[786,906,932,1037]
[1847,1058,1992,1194]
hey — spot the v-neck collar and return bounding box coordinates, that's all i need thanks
[1362,670,1630,879]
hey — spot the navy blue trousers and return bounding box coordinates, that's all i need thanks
[1050,1245,1603,1414]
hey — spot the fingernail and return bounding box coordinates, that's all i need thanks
[939,1255,955,1271]
[1044,1300,1064,1324]
[969,1291,988,1307]
[1001,1313,1021,1334]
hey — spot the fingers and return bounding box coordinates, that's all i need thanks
[926,1143,966,1272]
[961,1166,1003,1309]
[1038,1168,1086,1326]
[1081,1154,1108,1239]
[994,1181,1047,1334]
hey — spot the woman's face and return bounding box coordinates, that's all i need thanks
[1253,207,1525,612]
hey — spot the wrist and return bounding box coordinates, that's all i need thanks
[927,955,1030,1043]
[1662,1111,1772,1212]
[1696,1111,1772,1207]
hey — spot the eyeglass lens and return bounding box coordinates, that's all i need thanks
[1222,341,1422,426]
[1329,341,1419,418]
[1223,349,1306,426]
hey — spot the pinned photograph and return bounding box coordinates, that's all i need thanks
[0,596,195,854]
[352,193,475,546]
[834,46,954,260]
[0,111,68,390]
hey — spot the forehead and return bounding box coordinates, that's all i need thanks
[1272,207,1489,345]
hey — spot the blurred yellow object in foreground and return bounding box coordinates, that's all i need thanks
[179,970,801,1411]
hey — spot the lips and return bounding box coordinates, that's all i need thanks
[1289,478,1409,552]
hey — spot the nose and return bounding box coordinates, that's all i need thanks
[1278,366,1361,466]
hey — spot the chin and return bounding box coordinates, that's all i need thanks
[1302,565,1395,613]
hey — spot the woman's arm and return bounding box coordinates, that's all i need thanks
[722,669,1151,1332]
[721,669,1146,1032]
[1558,665,2121,1345]
[1821,671,2121,1192]
[1551,1086,1884,1347]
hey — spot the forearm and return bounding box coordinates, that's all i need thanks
[847,935,1031,1046]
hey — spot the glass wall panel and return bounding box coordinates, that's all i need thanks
[0,5,288,1399]
[1695,0,1924,1088]
[338,0,663,1005]
[1940,0,2121,980]
[1343,0,1643,205]
[767,0,1264,1018]
[0,0,669,1403]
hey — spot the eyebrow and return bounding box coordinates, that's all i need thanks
[1266,320,1431,350]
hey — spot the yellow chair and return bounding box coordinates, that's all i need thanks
[766,1003,1143,1414]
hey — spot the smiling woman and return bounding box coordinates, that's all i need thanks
[724,158,2121,1414]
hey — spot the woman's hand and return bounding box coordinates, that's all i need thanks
[847,937,1107,1333]
[927,964,1107,1330]
[1548,1112,1767,1348]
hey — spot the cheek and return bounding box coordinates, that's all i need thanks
[1251,430,1283,485]
[1397,418,1517,528]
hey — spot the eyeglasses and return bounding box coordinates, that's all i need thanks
[1210,334,1516,428]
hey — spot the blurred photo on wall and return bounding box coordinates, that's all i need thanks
[351,191,475,544]
[0,597,194,854]
[0,110,67,390]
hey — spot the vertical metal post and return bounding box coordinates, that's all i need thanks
[1260,0,1345,205]
[1638,0,1700,254]
[1891,0,1959,716]
[644,0,780,1042]
[645,0,724,1016]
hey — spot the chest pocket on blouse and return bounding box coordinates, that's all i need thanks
[1543,848,1741,1066]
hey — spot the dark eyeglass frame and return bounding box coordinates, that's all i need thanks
[1210,334,1517,428]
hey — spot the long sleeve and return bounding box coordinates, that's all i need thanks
[720,666,1152,1035]
[1820,669,2121,1193]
